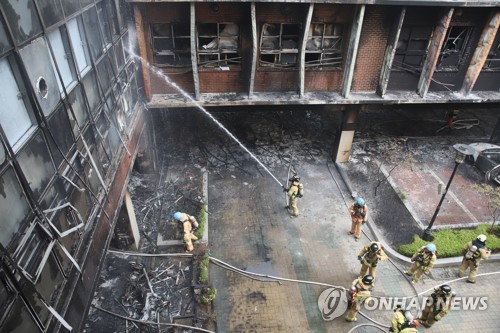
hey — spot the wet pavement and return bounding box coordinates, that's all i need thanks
[87,107,500,332]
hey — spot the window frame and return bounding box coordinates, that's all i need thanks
[259,23,301,69]
[197,23,240,70]
[150,22,191,68]
[436,25,473,72]
[305,22,344,70]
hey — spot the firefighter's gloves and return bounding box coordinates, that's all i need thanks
[297,194,303,198]
[357,256,363,264]
[282,186,287,192]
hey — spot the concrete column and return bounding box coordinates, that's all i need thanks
[299,4,314,98]
[341,5,365,98]
[417,8,454,98]
[124,190,141,250]
[377,7,406,97]
[249,3,257,97]
[459,10,500,96]
[333,106,360,163]
[133,6,151,101]
[190,3,200,99]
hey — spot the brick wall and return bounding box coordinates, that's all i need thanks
[199,71,245,93]
[254,71,297,92]
[305,71,342,92]
[352,6,391,92]
[150,72,194,94]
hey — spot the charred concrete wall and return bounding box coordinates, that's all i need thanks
[0,0,146,332]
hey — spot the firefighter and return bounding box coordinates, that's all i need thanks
[404,243,437,283]
[173,211,199,231]
[173,212,199,252]
[345,275,373,322]
[458,234,491,283]
[390,307,420,333]
[284,175,304,218]
[349,197,368,241]
[418,285,455,328]
[358,241,387,281]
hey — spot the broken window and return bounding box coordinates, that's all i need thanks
[393,25,432,72]
[0,167,31,248]
[16,130,56,201]
[13,220,55,284]
[437,26,472,71]
[483,38,500,72]
[48,25,78,94]
[151,23,191,67]
[97,54,115,94]
[197,23,240,69]
[3,0,42,44]
[0,55,37,150]
[260,23,301,68]
[62,0,80,17]
[65,84,89,136]
[67,16,91,75]
[46,104,74,168]
[115,39,125,71]
[305,23,343,69]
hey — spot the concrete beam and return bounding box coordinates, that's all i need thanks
[377,7,406,97]
[417,8,454,98]
[459,10,500,96]
[249,3,257,97]
[341,5,365,98]
[299,4,314,98]
[190,3,200,100]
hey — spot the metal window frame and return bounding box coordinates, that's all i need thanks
[305,22,344,69]
[150,22,191,68]
[196,22,241,69]
[437,25,473,71]
[259,23,301,68]
[393,25,432,72]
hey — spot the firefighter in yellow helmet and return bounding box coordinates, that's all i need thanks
[404,243,437,283]
[345,275,373,322]
[390,307,420,333]
[349,197,368,241]
[458,234,491,283]
[284,175,304,218]
[418,285,455,328]
[358,241,387,281]
[173,212,199,252]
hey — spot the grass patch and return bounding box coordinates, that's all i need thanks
[194,201,207,239]
[198,252,210,284]
[398,224,500,258]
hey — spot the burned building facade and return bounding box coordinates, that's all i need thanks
[133,1,500,160]
[0,0,146,332]
[1,0,500,332]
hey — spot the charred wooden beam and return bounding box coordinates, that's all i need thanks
[190,3,200,100]
[377,7,406,97]
[417,8,454,98]
[342,5,365,98]
[460,10,500,96]
[299,4,314,98]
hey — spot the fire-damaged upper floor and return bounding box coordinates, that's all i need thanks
[129,1,500,108]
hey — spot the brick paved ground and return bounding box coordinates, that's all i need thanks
[207,159,499,333]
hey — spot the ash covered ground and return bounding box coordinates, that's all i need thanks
[84,106,497,331]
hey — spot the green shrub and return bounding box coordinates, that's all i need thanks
[200,287,217,304]
[398,224,500,258]
[194,202,207,239]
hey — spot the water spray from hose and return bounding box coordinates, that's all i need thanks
[132,53,284,188]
